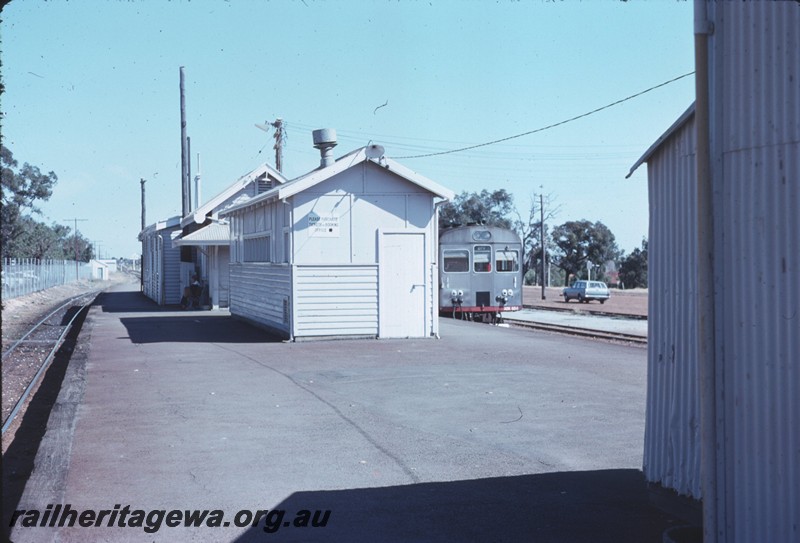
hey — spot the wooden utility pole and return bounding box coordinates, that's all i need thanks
[180,67,191,216]
[273,118,285,173]
[540,192,546,300]
[140,178,146,231]
[256,119,286,172]
[140,178,146,291]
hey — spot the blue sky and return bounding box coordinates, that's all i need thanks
[1,0,695,258]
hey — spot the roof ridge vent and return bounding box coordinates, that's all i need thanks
[312,128,337,168]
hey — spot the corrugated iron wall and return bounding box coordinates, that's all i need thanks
[708,2,800,541]
[644,113,701,498]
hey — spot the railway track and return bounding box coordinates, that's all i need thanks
[502,316,648,346]
[2,292,97,435]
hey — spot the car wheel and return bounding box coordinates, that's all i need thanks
[563,295,569,303]
[577,294,584,303]
[600,299,605,304]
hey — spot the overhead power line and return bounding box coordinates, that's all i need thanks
[390,71,696,160]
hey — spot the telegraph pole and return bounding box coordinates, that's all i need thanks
[140,178,146,231]
[64,218,88,281]
[273,118,285,173]
[540,192,546,300]
[140,178,146,291]
[180,67,191,216]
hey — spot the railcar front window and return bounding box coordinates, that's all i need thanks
[443,250,469,272]
[474,245,492,272]
[496,249,519,272]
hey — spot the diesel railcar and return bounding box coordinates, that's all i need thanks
[439,225,523,322]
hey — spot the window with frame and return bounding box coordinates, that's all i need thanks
[283,231,291,263]
[443,249,469,272]
[473,245,492,272]
[243,234,271,262]
[496,249,519,272]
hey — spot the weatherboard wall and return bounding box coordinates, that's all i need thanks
[140,224,182,306]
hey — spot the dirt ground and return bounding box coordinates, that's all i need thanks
[522,286,648,318]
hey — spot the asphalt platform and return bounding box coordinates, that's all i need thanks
[3,281,694,543]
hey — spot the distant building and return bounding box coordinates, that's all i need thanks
[88,259,112,281]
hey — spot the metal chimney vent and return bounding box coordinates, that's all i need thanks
[312,128,337,168]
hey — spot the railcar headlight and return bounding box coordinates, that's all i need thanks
[457,290,463,297]
[451,290,457,297]
[507,289,514,297]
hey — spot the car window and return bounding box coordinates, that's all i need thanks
[473,245,492,272]
[495,249,519,272]
[443,250,469,272]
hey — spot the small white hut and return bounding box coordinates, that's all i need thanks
[221,130,454,340]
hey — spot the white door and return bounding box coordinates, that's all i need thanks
[379,232,427,338]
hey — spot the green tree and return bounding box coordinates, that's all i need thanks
[438,189,515,230]
[551,220,621,284]
[618,238,648,289]
[1,145,59,257]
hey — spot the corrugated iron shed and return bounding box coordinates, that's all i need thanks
[634,3,799,541]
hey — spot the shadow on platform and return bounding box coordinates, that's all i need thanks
[232,469,694,543]
[119,315,280,344]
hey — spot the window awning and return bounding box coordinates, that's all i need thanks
[172,223,230,247]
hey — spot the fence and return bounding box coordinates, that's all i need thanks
[1,258,94,300]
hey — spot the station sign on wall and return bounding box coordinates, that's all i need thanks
[308,212,340,238]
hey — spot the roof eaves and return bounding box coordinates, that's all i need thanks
[277,148,368,200]
[180,163,286,227]
[626,103,696,179]
[377,157,455,200]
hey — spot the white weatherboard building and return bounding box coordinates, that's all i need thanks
[139,216,182,306]
[139,163,285,308]
[628,3,799,541]
[172,163,285,309]
[221,133,454,340]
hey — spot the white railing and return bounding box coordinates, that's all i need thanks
[1,258,94,300]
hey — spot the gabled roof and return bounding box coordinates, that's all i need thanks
[138,215,182,240]
[172,222,230,247]
[180,162,286,227]
[626,103,695,179]
[220,147,455,215]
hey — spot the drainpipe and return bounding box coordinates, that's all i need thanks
[694,1,719,541]
[432,199,448,339]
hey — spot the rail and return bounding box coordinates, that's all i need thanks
[2,293,96,435]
